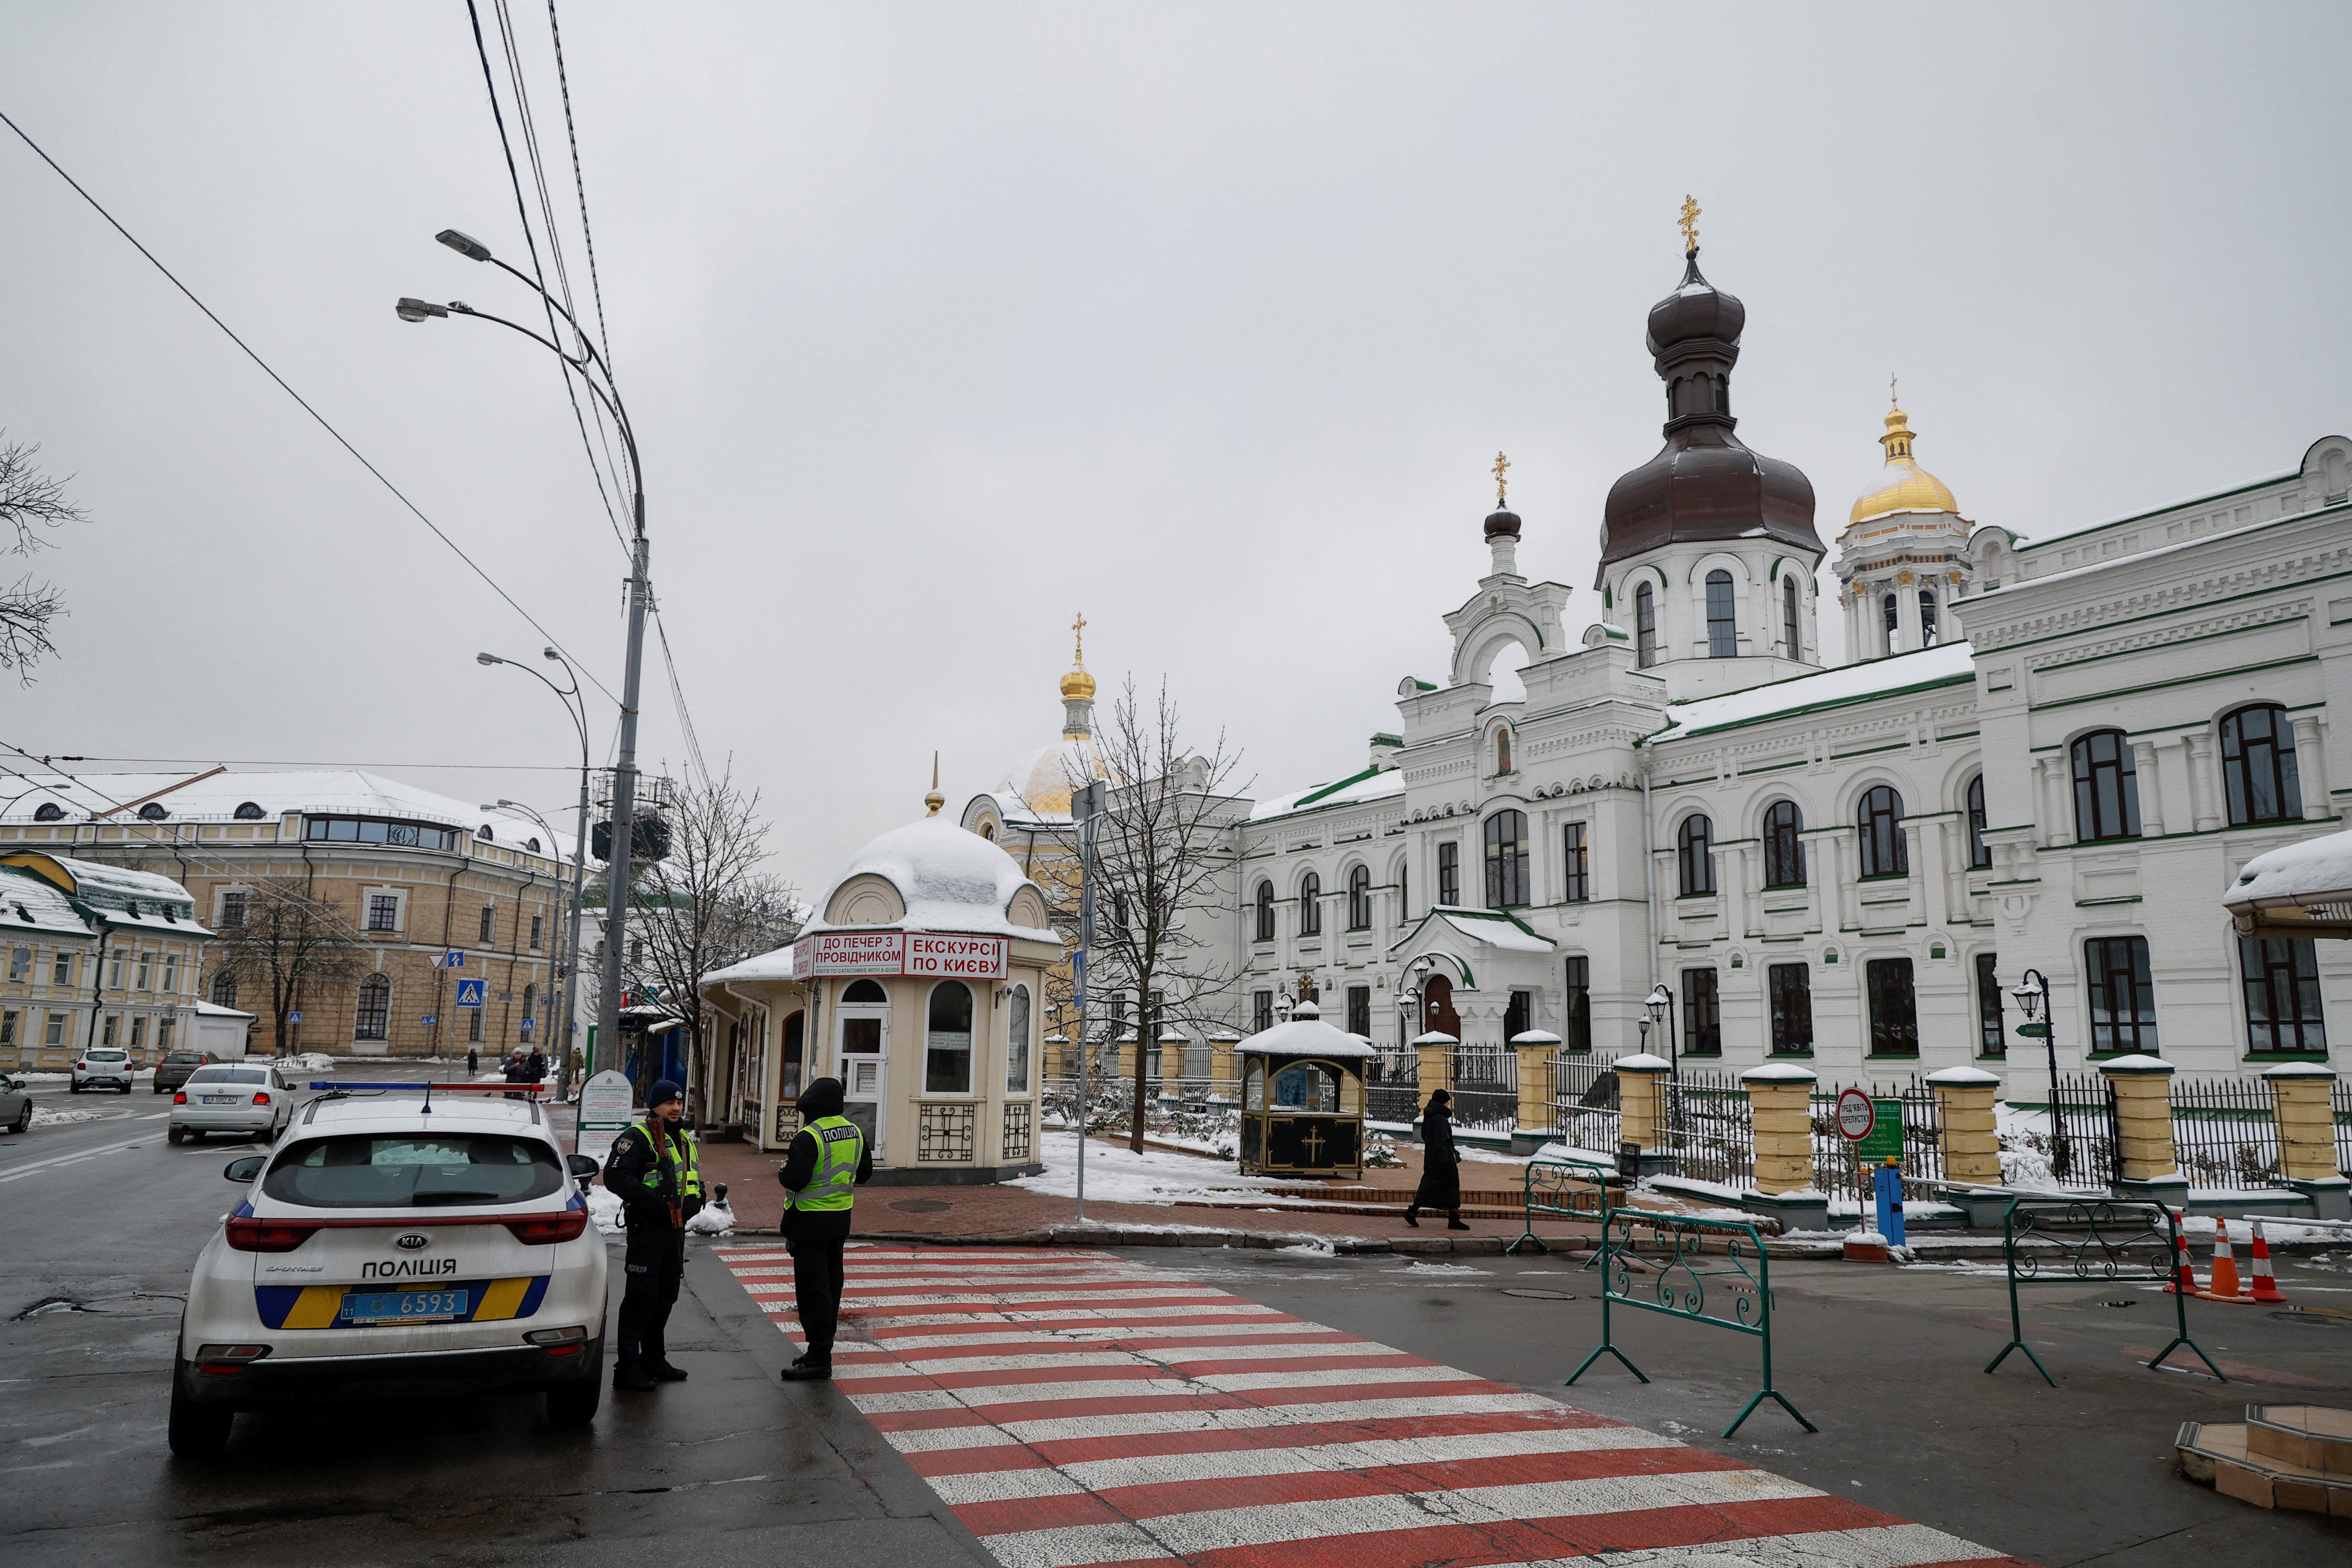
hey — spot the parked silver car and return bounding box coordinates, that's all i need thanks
[168,1064,291,1144]
[72,1047,136,1093]
[0,1073,29,1134]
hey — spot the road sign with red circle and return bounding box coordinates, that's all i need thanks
[1835,1087,1876,1142]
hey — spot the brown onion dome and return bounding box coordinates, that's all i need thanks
[1597,249,1820,579]
[1483,507,1522,539]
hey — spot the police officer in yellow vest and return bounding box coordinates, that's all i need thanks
[775,1076,872,1381]
[602,1078,701,1392]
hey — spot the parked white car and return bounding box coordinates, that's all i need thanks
[71,1047,136,1093]
[167,1064,292,1143]
[169,1090,607,1457]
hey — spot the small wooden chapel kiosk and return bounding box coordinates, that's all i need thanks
[1235,1000,1373,1180]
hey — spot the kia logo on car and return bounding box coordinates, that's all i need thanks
[394,1234,430,1251]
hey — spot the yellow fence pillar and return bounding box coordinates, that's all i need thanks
[1412,1031,1455,1132]
[1613,1053,1671,1174]
[1926,1065,2004,1186]
[2098,1053,2185,1202]
[1511,1029,1561,1154]
[1740,1063,1817,1195]
[2266,1062,2351,1220]
[1209,1032,1242,1103]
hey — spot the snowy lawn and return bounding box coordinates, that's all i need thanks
[1009,1129,1344,1207]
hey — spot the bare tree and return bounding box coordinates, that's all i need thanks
[0,435,86,681]
[616,766,800,1123]
[1074,679,1247,1154]
[207,878,365,1059]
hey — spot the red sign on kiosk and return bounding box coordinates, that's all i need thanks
[789,931,1005,981]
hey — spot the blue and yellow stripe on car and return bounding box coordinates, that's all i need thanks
[254,1276,550,1329]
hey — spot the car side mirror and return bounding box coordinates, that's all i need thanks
[566,1154,601,1180]
[223,1156,266,1183]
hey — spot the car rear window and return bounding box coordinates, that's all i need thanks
[165,1053,201,1064]
[263,1134,563,1209]
[87,1051,127,1062]
[187,1067,268,1085]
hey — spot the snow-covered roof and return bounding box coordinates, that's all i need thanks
[1234,1013,1377,1059]
[801,815,1053,940]
[42,854,194,909]
[1248,765,1405,824]
[2011,465,2298,549]
[0,769,559,855]
[193,1000,258,1020]
[2223,828,2352,939]
[0,864,95,938]
[701,946,802,988]
[1390,906,1555,962]
[1651,642,1976,740]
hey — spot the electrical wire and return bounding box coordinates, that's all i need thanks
[650,605,710,788]
[0,107,619,708]
[548,0,617,390]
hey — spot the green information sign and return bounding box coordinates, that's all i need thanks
[2014,1022,2050,1038]
[1856,1099,1904,1163]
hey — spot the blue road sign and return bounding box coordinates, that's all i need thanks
[455,978,486,1009]
[445,950,465,968]
[519,1018,534,1034]
[288,1011,301,1024]
[420,1014,438,1027]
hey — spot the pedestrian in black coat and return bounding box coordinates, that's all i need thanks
[1404,1089,1470,1230]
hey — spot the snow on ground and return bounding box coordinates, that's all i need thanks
[586,1185,624,1235]
[31,1105,110,1127]
[686,1196,736,1235]
[1009,1129,1333,1207]
[286,1053,337,1071]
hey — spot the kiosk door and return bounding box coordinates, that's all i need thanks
[835,979,891,1157]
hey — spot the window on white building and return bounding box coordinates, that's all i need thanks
[1635,583,1657,667]
[2085,936,2158,1055]
[2070,731,2141,842]
[1705,571,1737,657]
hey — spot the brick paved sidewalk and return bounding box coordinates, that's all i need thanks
[696,1136,1601,1252]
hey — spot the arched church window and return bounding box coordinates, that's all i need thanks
[1495,728,1512,775]
[1857,786,1908,878]
[1918,590,1938,647]
[1483,810,1528,908]
[1882,593,1899,654]
[1634,583,1657,668]
[32,802,62,821]
[1782,577,1800,657]
[1254,880,1275,942]
[2220,704,2300,824]
[1299,873,1322,936]
[1762,800,1805,888]
[1347,865,1372,929]
[2069,730,2140,842]
[1965,774,1991,869]
[1676,815,1715,897]
[1706,571,1737,657]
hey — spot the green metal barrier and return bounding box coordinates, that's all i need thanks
[1506,1158,1608,1254]
[1566,1207,1814,1438]
[1985,1197,2223,1386]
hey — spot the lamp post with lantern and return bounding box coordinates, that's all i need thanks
[2010,967,2070,1181]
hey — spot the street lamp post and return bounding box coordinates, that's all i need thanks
[477,647,593,1101]
[2010,968,2069,1180]
[403,228,649,1105]
[1644,983,1677,1078]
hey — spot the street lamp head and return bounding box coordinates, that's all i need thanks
[476,652,502,665]
[437,229,493,262]
[543,646,561,661]
[396,297,449,323]
[2010,982,2041,1020]
[1644,984,1672,1027]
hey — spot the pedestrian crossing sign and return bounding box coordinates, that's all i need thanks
[455,978,486,1008]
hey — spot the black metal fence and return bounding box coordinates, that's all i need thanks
[1807,1076,1946,1201]
[1661,1069,1753,1187]
[2170,1076,2288,1191]
[1366,1053,1419,1125]
[1549,1054,1623,1155]
[1448,1049,1518,1131]
[2335,1079,2352,1179]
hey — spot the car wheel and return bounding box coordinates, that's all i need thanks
[167,1363,236,1459]
[544,1371,602,1429]
[166,1126,185,1145]
[122,1083,134,1095]
[9,1102,28,1134]
[69,1082,82,1095]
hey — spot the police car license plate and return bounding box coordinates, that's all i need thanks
[202,1095,237,1104]
[338,1289,470,1325]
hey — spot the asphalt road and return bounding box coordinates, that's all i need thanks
[0,1064,987,1568]
[1151,1243,2352,1566]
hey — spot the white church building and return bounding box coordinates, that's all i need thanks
[972,238,2352,1093]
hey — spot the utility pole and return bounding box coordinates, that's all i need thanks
[598,530,650,1089]
[1073,779,1105,1225]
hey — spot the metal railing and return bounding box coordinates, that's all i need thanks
[1508,1157,1608,1254]
[1808,1076,1946,1200]
[1549,1053,1623,1156]
[2334,1078,2352,1179]
[2170,1076,2288,1191]
[1447,1048,1518,1131]
[1661,1069,1753,1187]
[1366,1051,1420,1125]
[1986,1198,2220,1386]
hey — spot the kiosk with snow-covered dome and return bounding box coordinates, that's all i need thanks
[779,796,1060,1181]
[1234,1001,1374,1179]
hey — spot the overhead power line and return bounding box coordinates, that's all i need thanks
[0,106,619,708]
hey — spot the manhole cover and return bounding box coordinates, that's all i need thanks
[891,1199,952,1214]
[1502,1288,1577,1301]
[2101,1300,2140,1308]
[2270,1305,2352,1327]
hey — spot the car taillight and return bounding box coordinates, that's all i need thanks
[174,1091,187,1104]
[194,1343,272,1374]
[252,1092,272,1105]
[224,1218,315,1252]
[76,1062,87,1072]
[504,1209,589,1245]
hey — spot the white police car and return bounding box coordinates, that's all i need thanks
[169,1087,608,1457]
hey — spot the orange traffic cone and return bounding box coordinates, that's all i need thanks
[2204,1218,2245,1301]
[2247,1218,2286,1303]
[2166,1212,2198,1295]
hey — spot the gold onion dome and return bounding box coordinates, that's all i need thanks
[1059,666,1096,700]
[1849,403,1959,524]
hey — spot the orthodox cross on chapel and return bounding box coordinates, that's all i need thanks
[1492,451,1510,507]
[1071,611,1087,667]
[1678,194,1700,255]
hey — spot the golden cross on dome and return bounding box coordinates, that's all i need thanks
[925,751,944,817]
[1677,194,1701,254]
[1491,451,1510,506]
[1889,371,1899,408]
[1071,610,1087,667]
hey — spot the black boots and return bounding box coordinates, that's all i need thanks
[613,1361,657,1392]
[1445,1212,1470,1231]
[645,1360,689,1382]
[1402,1207,1419,1227]
[779,1351,832,1383]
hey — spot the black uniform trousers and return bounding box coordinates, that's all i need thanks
[616,1222,685,1368]
[782,1218,849,1361]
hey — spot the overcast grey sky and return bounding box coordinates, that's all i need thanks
[5,2,2348,896]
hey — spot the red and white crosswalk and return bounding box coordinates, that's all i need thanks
[715,1244,2033,1568]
